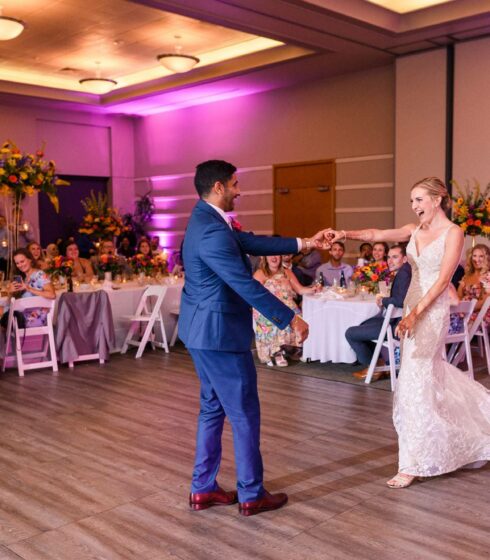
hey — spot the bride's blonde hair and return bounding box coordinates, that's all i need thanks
[411,177,451,212]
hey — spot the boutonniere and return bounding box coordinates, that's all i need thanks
[230,218,242,232]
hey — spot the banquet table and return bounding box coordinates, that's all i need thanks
[302,292,380,363]
[67,279,184,351]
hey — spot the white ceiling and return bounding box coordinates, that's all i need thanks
[1,0,490,114]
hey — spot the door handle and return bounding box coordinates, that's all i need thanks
[317,185,330,192]
[277,188,290,194]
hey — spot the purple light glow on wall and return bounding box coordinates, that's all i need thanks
[106,83,267,116]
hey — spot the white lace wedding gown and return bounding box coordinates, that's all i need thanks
[393,225,490,477]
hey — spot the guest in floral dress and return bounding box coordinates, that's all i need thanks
[3,248,56,327]
[253,255,318,366]
[457,244,490,326]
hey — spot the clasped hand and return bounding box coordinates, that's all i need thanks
[309,228,340,250]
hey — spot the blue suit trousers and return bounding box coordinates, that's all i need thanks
[188,348,264,503]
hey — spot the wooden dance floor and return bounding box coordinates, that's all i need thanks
[0,350,488,560]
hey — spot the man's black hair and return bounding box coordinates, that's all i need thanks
[194,160,237,198]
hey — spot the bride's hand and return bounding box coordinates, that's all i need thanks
[395,312,417,338]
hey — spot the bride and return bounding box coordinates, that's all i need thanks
[328,177,490,488]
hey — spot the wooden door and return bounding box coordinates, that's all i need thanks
[273,160,335,239]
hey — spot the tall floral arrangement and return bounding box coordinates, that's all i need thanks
[0,140,69,274]
[46,256,74,278]
[79,191,125,241]
[451,180,490,239]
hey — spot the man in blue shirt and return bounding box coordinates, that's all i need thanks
[315,241,353,286]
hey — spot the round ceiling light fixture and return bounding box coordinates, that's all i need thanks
[0,9,25,41]
[79,77,118,95]
[157,44,199,73]
[79,62,117,94]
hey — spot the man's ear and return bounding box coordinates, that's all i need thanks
[212,181,223,195]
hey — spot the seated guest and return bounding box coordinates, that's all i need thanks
[372,241,389,265]
[451,263,465,289]
[282,253,311,286]
[65,242,95,282]
[45,243,59,261]
[1,248,56,327]
[359,242,373,263]
[345,244,411,380]
[457,243,490,326]
[150,236,161,254]
[91,239,127,275]
[253,255,317,367]
[294,248,322,286]
[136,238,153,258]
[117,236,135,258]
[26,242,49,271]
[315,241,353,286]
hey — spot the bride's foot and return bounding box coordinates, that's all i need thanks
[386,472,417,488]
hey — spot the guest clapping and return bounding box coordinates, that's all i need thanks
[253,255,317,366]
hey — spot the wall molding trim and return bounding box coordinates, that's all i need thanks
[335,154,394,164]
[335,206,393,213]
[336,182,393,191]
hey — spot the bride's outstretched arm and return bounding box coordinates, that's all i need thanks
[327,224,416,245]
[396,226,464,337]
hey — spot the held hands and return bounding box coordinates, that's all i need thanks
[306,229,337,251]
[395,312,417,338]
[290,314,309,344]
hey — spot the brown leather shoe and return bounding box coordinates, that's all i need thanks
[353,359,385,379]
[189,486,238,511]
[238,490,288,516]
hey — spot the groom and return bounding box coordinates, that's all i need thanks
[179,160,326,516]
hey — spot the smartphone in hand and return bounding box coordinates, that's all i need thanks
[12,275,22,284]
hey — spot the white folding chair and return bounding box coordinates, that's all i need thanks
[121,285,169,358]
[2,296,58,377]
[365,304,403,391]
[445,299,477,378]
[452,297,490,376]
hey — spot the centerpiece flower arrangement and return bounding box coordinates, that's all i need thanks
[79,191,125,241]
[451,180,490,239]
[46,256,74,279]
[97,254,121,276]
[129,253,168,276]
[351,261,392,292]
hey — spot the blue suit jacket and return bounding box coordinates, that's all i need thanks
[179,200,299,352]
[381,262,412,310]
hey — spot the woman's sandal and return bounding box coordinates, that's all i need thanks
[274,353,288,367]
[386,473,423,488]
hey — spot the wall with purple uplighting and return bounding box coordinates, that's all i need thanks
[0,101,135,240]
[133,64,395,252]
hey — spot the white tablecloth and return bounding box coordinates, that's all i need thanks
[302,293,380,363]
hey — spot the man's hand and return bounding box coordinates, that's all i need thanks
[375,293,384,308]
[290,314,309,343]
[304,229,335,251]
